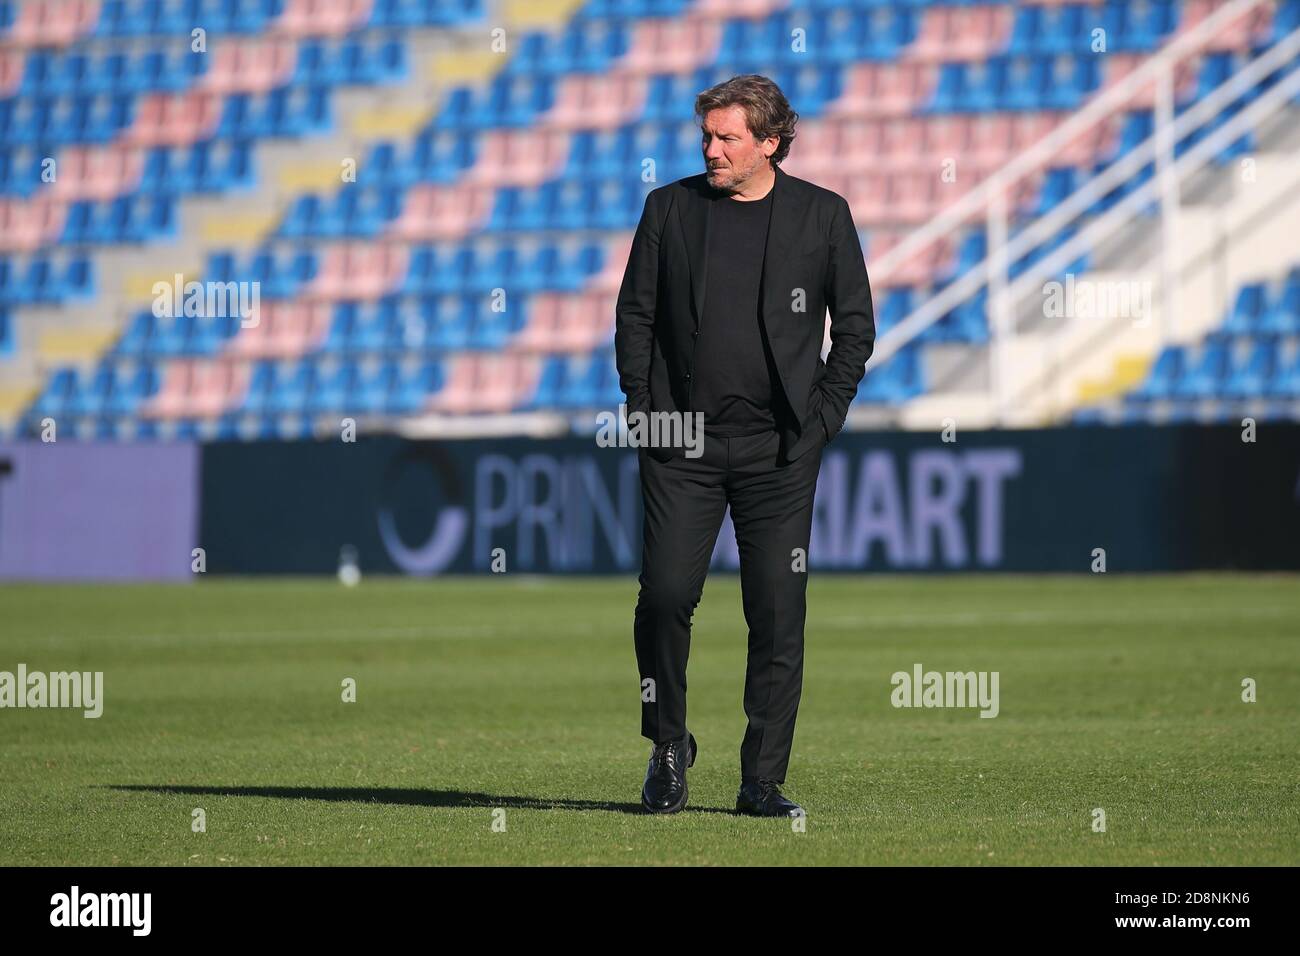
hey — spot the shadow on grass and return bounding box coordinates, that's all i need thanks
[105,784,736,815]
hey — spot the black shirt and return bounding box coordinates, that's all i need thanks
[692,187,790,437]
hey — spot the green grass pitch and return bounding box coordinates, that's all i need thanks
[1,574,1297,865]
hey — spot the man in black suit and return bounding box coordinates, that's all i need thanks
[615,75,876,816]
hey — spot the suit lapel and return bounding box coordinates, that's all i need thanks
[759,165,796,323]
[679,177,711,330]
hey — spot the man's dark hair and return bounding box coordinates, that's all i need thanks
[694,74,799,166]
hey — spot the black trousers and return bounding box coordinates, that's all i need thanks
[633,428,825,784]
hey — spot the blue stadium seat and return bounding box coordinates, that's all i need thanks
[68,363,117,417]
[1221,282,1267,336]
[106,362,161,415]
[242,361,279,415]
[366,141,412,189]
[574,0,688,22]
[430,246,475,296]
[1007,5,1043,56]
[1123,0,1178,52]
[352,299,402,353]
[390,360,445,413]
[321,303,359,355]
[1270,346,1300,398]
[266,360,320,415]
[471,301,524,349]
[1043,55,1100,111]
[1258,275,1300,336]
[1172,342,1231,400]
[1130,346,1184,402]
[307,361,362,414]
[114,312,157,357]
[194,314,240,355]
[356,362,403,414]
[1034,167,1081,216]
[1222,339,1278,400]
[420,297,475,351]
[1071,406,1108,426]
[525,356,566,413]
[1039,7,1091,56]
[34,368,77,418]
[152,314,196,357]
[857,346,924,404]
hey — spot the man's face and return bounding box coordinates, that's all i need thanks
[701,106,776,193]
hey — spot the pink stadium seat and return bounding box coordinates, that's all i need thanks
[693,0,783,16]
[908,7,1011,63]
[5,0,100,48]
[837,118,886,173]
[426,353,541,415]
[881,118,926,170]
[462,134,506,184]
[425,356,475,414]
[47,145,142,202]
[890,170,942,225]
[953,6,1016,61]
[142,359,200,419]
[1180,0,1273,51]
[0,51,23,98]
[201,41,298,95]
[0,195,66,253]
[620,17,722,75]
[1100,54,1198,110]
[843,172,889,225]
[144,359,249,419]
[589,235,633,293]
[124,92,221,147]
[494,353,541,412]
[226,302,328,359]
[513,291,614,353]
[462,129,569,187]
[830,63,935,119]
[190,359,249,418]
[783,119,840,176]
[1010,172,1046,218]
[924,116,975,163]
[906,7,956,63]
[812,170,852,207]
[869,231,954,289]
[543,74,647,131]
[932,173,980,215]
[1055,116,1118,167]
[272,0,374,38]
[227,312,278,359]
[306,243,409,300]
[389,183,494,241]
[969,114,1016,169]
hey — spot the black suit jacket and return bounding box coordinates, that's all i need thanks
[614,163,876,464]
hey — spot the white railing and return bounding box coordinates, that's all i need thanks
[1002,47,1300,414]
[864,0,1291,420]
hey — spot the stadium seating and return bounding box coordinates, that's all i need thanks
[1075,262,1300,421]
[2,0,1296,440]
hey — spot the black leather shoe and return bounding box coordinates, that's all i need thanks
[735,779,803,817]
[641,732,697,814]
